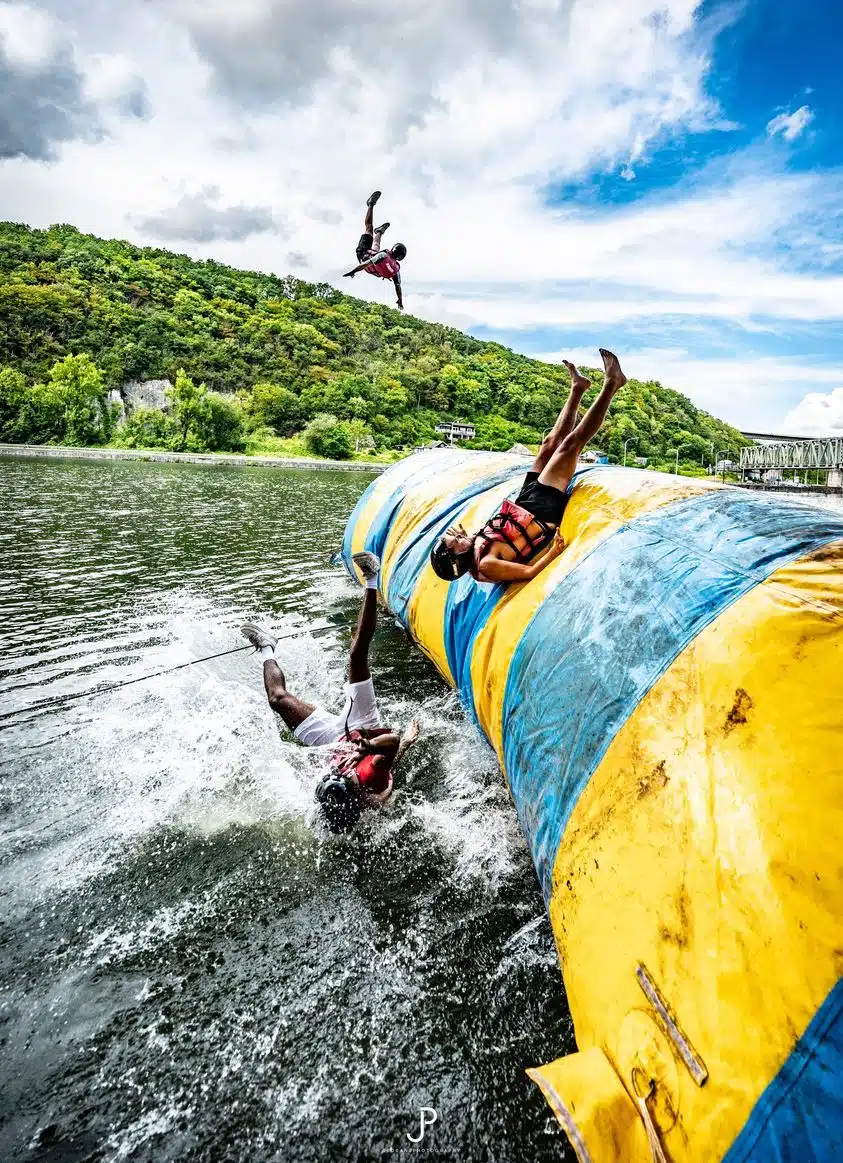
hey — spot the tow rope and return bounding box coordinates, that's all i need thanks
[0,620,338,728]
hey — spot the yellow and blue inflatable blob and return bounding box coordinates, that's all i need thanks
[341,450,843,1160]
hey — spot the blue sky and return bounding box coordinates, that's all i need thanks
[1,0,842,432]
[482,0,843,433]
[549,0,842,208]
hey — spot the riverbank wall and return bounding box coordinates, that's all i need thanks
[736,480,843,495]
[0,443,389,473]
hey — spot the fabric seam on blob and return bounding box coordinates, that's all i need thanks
[525,1069,593,1163]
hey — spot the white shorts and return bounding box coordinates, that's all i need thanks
[293,677,382,748]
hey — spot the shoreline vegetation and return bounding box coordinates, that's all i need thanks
[1,222,750,475]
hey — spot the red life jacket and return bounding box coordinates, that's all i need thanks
[329,730,391,794]
[365,252,400,280]
[471,498,554,581]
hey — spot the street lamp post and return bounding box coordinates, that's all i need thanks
[673,448,680,476]
[623,437,634,467]
[716,449,735,483]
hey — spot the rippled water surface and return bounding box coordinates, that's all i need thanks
[0,456,575,1163]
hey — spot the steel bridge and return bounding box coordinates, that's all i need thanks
[740,437,843,476]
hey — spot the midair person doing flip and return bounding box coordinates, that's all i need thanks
[343,190,406,312]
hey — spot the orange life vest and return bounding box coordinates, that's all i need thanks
[471,498,554,580]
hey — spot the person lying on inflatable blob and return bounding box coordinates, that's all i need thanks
[241,552,419,833]
[430,349,626,585]
[343,190,406,312]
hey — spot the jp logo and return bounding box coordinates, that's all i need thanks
[407,1107,438,1144]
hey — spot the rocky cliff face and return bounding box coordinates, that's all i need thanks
[109,379,173,422]
[123,379,172,411]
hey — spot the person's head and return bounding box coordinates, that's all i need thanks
[391,243,407,261]
[315,775,362,833]
[429,523,474,582]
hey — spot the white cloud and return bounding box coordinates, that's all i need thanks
[784,388,843,436]
[83,53,150,119]
[0,2,149,159]
[134,186,284,243]
[766,104,814,143]
[0,1,57,67]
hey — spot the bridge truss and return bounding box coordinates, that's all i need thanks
[740,438,843,475]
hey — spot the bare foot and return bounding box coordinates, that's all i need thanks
[562,360,590,393]
[599,348,627,392]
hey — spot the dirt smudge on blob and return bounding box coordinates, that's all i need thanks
[724,688,754,735]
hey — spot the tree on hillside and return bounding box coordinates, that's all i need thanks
[0,367,30,442]
[195,392,245,452]
[240,381,302,435]
[304,413,352,460]
[166,369,208,452]
[344,418,374,453]
[47,353,115,446]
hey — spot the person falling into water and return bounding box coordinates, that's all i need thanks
[241,552,419,833]
[429,348,627,585]
[343,190,406,311]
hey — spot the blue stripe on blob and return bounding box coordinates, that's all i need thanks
[502,489,843,899]
[723,975,843,1162]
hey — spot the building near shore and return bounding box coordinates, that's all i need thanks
[435,421,476,444]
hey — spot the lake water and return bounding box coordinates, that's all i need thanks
[0,456,574,1163]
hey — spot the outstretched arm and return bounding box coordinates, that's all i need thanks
[393,276,403,311]
[394,719,419,766]
[343,260,369,278]
[479,537,565,584]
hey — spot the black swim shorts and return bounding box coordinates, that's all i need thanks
[515,472,568,527]
[356,232,375,263]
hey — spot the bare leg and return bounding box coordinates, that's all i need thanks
[539,349,627,490]
[363,190,380,236]
[532,361,590,474]
[348,587,378,684]
[263,659,316,733]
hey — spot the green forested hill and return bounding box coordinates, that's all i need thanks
[0,222,748,466]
